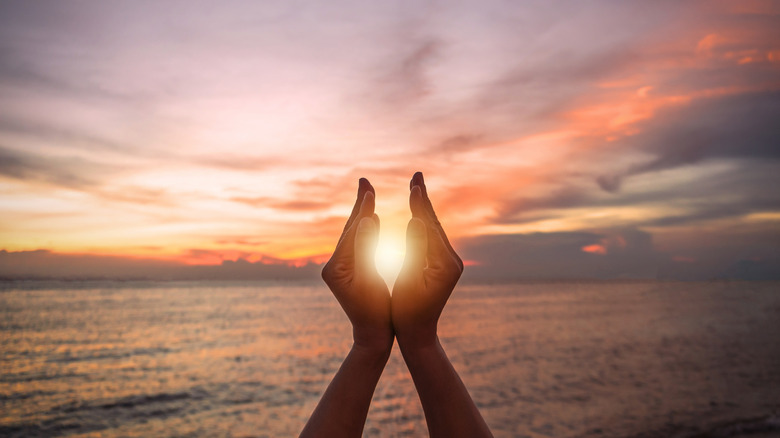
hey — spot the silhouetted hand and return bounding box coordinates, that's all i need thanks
[321,178,393,352]
[303,174,490,438]
[391,172,492,438]
[392,172,464,349]
[300,178,393,438]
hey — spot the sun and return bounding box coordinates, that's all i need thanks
[375,234,405,286]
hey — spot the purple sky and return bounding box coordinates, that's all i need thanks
[1,1,779,280]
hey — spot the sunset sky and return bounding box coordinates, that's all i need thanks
[1,1,779,280]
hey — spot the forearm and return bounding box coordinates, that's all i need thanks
[300,343,391,438]
[399,337,493,438]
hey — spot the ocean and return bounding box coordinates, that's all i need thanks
[1,280,779,437]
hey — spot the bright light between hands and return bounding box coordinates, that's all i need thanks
[375,234,405,286]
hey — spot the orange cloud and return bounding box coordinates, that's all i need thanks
[581,244,608,255]
[230,196,332,211]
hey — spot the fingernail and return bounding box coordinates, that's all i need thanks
[411,171,423,189]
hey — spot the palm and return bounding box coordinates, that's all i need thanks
[326,248,390,333]
[392,267,450,331]
[322,178,392,349]
[392,173,463,346]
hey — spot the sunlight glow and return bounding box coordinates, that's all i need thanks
[375,235,405,286]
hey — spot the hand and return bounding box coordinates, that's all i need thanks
[390,173,491,437]
[321,178,393,352]
[304,174,491,438]
[301,180,392,437]
[392,172,464,350]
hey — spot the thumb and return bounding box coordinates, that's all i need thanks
[401,217,427,276]
[354,216,379,274]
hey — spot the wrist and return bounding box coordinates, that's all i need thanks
[352,326,394,355]
[395,327,439,353]
[351,342,393,365]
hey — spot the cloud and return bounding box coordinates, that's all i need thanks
[426,133,483,156]
[0,34,147,105]
[190,154,289,172]
[493,153,780,230]
[0,114,302,176]
[214,237,269,246]
[289,165,413,203]
[230,196,331,211]
[0,144,101,190]
[375,37,442,108]
[0,144,173,205]
[0,47,93,98]
[0,116,129,153]
[477,48,637,126]
[596,89,780,193]
[0,249,322,281]
[458,228,661,280]
[646,198,780,227]
[493,188,587,224]
[457,225,780,281]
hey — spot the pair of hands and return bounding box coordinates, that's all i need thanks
[321,172,464,353]
[305,172,492,438]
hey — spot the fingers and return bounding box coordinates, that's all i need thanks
[338,178,375,246]
[400,217,427,281]
[333,190,376,260]
[410,186,448,261]
[354,216,379,274]
[323,184,376,286]
[410,172,463,271]
[409,184,461,275]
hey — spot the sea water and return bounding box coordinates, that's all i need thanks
[1,280,779,437]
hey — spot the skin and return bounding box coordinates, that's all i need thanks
[300,173,492,438]
[299,178,392,438]
[319,178,392,351]
[393,172,493,438]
